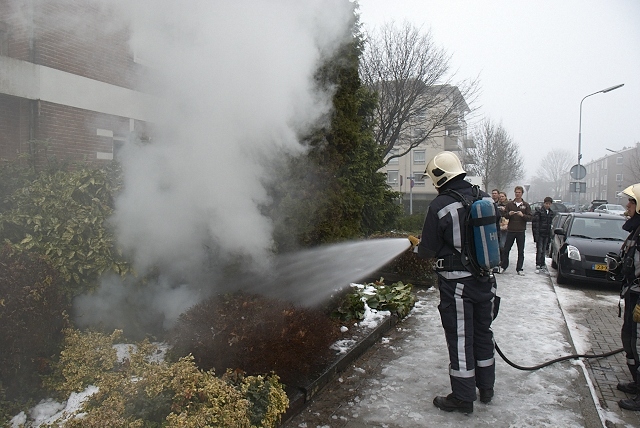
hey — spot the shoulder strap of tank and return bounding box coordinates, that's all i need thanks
[470,184,482,201]
[441,188,471,208]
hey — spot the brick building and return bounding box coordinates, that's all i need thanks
[0,0,153,166]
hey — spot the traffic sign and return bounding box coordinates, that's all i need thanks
[570,181,586,193]
[570,164,587,180]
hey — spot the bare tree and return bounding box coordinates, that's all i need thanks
[625,143,640,182]
[466,118,524,191]
[527,175,555,203]
[360,21,479,164]
[533,149,573,199]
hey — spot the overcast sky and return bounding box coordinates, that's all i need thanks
[357,0,640,181]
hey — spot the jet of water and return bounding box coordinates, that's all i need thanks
[250,238,412,306]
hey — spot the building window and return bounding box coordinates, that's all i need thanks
[616,174,623,182]
[617,156,623,165]
[602,159,607,169]
[413,150,426,164]
[413,171,425,186]
[387,149,399,165]
[387,170,399,186]
[603,175,607,185]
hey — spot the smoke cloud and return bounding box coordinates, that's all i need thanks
[74,0,356,332]
[114,0,354,271]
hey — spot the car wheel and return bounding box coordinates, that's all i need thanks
[556,266,567,284]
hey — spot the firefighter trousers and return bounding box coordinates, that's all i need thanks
[437,274,499,402]
[621,289,640,384]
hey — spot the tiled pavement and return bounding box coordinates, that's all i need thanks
[556,281,640,427]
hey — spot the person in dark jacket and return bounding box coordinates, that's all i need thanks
[499,186,532,275]
[615,184,640,411]
[532,196,555,273]
[417,151,500,415]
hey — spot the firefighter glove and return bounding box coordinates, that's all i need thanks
[408,235,420,247]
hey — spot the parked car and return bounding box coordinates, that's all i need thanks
[564,203,576,212]
[550,212,627,284]
[530,201,541,212]
[588,199,608,212]
[593,203,626,216]
[551,202,569,213]
[547,212,570,257]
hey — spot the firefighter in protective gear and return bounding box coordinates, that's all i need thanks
[416,151,500,414]
[425,150,466,189]
[616,183,640,411]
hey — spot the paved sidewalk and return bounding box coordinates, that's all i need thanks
[284,232,640,428]
[554,274,640,427]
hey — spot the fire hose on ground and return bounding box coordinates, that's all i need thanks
[495,342,624,371]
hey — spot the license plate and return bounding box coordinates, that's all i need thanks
[593,263,607,271]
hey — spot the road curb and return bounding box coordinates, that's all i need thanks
[281,313,399,425]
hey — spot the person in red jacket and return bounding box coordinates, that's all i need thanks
[497,186,532,275]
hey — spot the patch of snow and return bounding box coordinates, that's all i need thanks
[330,339,357,353]
[27,385,98,427]
[112,342,169,363]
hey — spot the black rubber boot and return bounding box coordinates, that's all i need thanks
[620,365,640,394]
[619,395,640,411]
[479,388,494,403]
[433,393,473,414]
[617,382,639,394]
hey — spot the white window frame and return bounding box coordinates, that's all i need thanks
[616,174,623,182]
[413,171,425,186]
[413,150,426,165]
[617,156,624,165]
[387,170,399,186]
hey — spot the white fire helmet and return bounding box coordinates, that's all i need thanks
[424,151,466,188]
[622,183,640,214]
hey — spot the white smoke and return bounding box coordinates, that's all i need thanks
[74,0,356,332]
[112,0,354,274]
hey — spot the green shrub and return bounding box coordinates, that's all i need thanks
[0,246,71,411]
[394,213,425,234]
[333,279,416,321]
[0,159,36,212]
[0,162,130,297]
[44,329,289,428]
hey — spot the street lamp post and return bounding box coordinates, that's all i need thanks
[577,83,624,210]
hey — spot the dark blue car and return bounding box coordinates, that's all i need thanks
[550,212,627,284]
